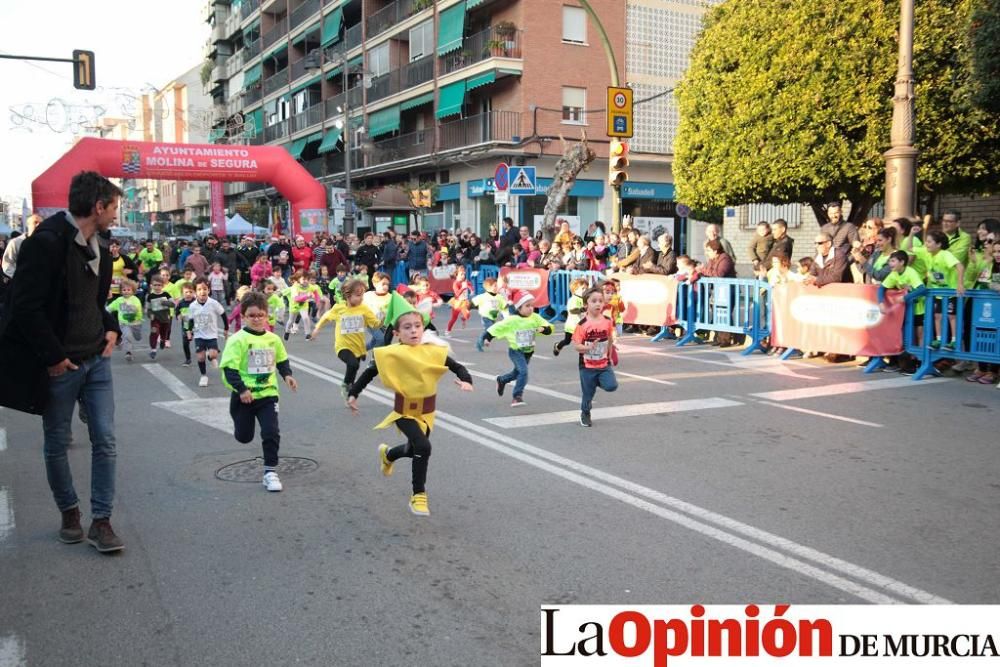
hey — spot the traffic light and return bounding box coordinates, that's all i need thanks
[73,50,95,90]
[609,139,629,187]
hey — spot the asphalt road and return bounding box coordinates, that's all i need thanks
[1,312,998,665]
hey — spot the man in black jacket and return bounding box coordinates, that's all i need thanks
[235,235,260,285]
[0,172,125,553]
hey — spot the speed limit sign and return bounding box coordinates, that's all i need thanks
[607,86,633,138]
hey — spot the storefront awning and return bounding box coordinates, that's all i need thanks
[368,105,401,138]
[436,79,467,119]
[466,69,496,91]
[321,7,344,47]
[243,63,263,87]
[305,131,323,146]
[287,136,309,159]
[436,1,467,56]
[400,92,434,111]
[317,127,342,154]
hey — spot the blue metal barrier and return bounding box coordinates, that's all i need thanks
[675,278,771,356]
[390,262,409,289]
[543,270,606,321]
[469,264,499,295]
[904,288,1000,380]
[651,281,693,343]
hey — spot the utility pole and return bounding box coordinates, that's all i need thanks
[883,0,918,222]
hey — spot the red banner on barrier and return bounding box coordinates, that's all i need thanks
[499,268,551,307]
[427,265,459,296]
[609,272,681,326]
[771,282,906,356]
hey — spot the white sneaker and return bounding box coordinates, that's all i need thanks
[263,471,283,492]
[198,375,209,387]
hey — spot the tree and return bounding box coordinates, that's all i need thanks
[969,0,1000,113]
[542,132,596,237]
[674,0,1000,225]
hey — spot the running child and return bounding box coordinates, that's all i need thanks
[602,279,625,338]
[175,281,196,366]
[220,290,298,492]
[228,285,252,332]
[408,275,442,331]
[483,293,554,407]
[264,282,283,332]
[329,264,349,305]
[472,276,506,352]
[250,253,272,288]
[283,271,315,340]
[208,261,228,305]
[311,279,381,399]
[107,279,144,362]
[445,265,473,335]
[552,278,589,357]
[347,292,474,516]
[185,277,228,387]
[572,286,618,427]
[363,272,393,349]
[146,276,174,359]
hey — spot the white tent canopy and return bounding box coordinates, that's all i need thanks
[196,214,268,238]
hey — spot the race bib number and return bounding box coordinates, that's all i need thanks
[341,314,365,334]
[931,271,945,284]
[247,348,276,376]
[121,304,137,321]
[585,340,608,361]
[150,297,169,312]
[195,313,213,330]
[376,310,386,322]
[515,329,536,349]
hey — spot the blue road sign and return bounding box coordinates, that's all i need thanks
[509,166,536,195]
[613,116,628,133]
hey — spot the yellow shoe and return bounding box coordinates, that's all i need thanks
[409,492,429,516]
[378,444,394,477]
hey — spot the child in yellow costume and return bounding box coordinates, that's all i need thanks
[347,293,474,516]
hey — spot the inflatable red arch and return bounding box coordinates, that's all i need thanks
[32,137,327,239]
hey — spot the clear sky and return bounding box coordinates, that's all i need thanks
[0,0,206,211]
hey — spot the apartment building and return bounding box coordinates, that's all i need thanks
[203,0,718,239]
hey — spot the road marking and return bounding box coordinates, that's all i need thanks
[466,369,579,403]
[614,370,677,386]
[754,400,883,428]
[751,376,949,402]
[152,398,233,434]
[484,398,742,429]
[289,354,950,604]
[0,428,6,452]
[0,487,14,543]
[142,364,199,401]
[617,344,819,379]
[0,635,26,667]
[531,354,552,360]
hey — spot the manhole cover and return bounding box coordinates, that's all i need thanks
[215,457,319,483]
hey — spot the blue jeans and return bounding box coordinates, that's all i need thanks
[476,318,495,349]
[580,366,618,412]
[499,348,530,398]
[42,354,116,518]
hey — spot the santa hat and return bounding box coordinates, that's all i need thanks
[514,291,536,310]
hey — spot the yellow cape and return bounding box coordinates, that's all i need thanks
[372,343,449,434]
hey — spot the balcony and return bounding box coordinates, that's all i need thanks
[182,186,210,207]
[441,26,523,75]
[367,0,422,40]
[289,0,320,29]
[245,38,261,59]
[289,104,324,133]
[367,55,433,104]
[211,58,228,83]
[240,0,260,20]
[245,85,263,105]
[212,16,229,42]
[302,157,326,177]
[290,57,309,81]
[264,119,288,142]
[437,110,521,151]
[324,92,346,119]
[262,19,287,48]
[263,69,288,96]
[366,130,431,165]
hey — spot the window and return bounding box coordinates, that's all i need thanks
[369,42,390,78]
[562,86,586,123]
[409,20,434,62]
[562,6,587,44]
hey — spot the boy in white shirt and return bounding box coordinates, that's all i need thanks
[185,277,228,387]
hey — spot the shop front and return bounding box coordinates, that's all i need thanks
[620,181,683,252]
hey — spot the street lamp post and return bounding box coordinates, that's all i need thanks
[883,0,919,222]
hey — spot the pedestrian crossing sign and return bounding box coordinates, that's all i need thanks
[509,166,536,195]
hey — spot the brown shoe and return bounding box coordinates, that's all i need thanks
[87,518,124,553]
[59,507,84,544]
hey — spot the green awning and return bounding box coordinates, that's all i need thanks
[321,7,344,47]
[326,65,343,81]
[467,0,484,6]
[436,79,467,119]
[347,54,363,69]
[400,92,434,111]
[264,44,287,62]
[466,70,496,90]
[368,105,401,138]
[437,1,467,56]
[290,74,322,95]
[209,128,226,142]
[305,131,323,146]
[247,108,263,136]
[243,18,260,38]
[287,136,309,159]
[292,22,319,45]
[317,127,343,154]
[243,63,263,87]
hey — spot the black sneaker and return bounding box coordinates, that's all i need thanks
[87,519,124,553]
[552,342,561,357]
[283,331,290,341]
[496,376,506,397]
[580,411,592,427]
[59,507,84,544]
